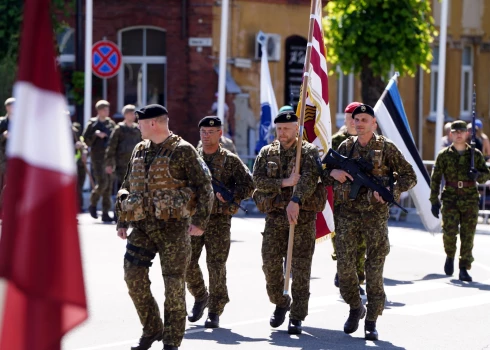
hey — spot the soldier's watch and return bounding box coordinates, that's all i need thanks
[291,196,301,205]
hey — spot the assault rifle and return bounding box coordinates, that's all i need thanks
[323,148,408,213]
[93,120,111,148]
[212,177,248,213]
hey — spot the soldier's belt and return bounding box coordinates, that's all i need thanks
[446,181,476,189]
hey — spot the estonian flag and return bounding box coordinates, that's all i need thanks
[374,74,441,234]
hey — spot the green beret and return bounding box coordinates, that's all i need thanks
[198,116,222,128]
[351,104,375,118]
[274,111,298,124]
[451,120,467,131]
[135,104,168,120]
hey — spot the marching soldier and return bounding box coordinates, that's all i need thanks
[430,120,490,282]
[0,97,14,211]
[330,102,367,293]
[323,104,416,341]
[83,100,116,222]
[116,104,213,350]
[253,110,326,335]
[186,116,254,328]
[105,104,142,187]
[72,120,88,212]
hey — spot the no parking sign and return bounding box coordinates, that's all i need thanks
[92,41,122,78]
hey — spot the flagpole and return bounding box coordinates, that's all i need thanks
[283,0,317,296]
[83,0,93,127]
[434,0,448,158]
[217,0,229,127]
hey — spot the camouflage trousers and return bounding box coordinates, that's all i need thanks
[186,214,231,315]
[124,219,191,347]
[441,198,479,269]
[76,159,86,211]
[331,219,366,283]
[90,159,113,213]
[262,210,316,321]
[335,206,390,321]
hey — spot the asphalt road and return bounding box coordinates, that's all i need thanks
[63,214,490,350]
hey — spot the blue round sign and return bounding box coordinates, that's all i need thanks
[92,41,122,78]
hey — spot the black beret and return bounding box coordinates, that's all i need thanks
[135,104,168,120]
[274,111,298,124]
[198,116,222,128]
[351,104,375,118]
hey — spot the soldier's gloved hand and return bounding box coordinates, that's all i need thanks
[431,203,441,219]
[468,169,479,181]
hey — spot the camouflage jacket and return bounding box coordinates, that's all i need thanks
[105,122,141,169]
[323,133,417,212]
[253,140,323,213]
[430,144,490,204]
[331,128,353,151]
[0,116,10,173]
[82,117,116,161]
[197,145,254,215]
[118,133,214,230]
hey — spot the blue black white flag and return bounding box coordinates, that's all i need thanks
[374,74,441,234]
[255,31,278,153]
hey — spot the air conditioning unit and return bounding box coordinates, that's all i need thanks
[255,32,281,62]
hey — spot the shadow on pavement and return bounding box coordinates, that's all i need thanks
[185,326,268,345]
[416,273,448,281]
[383,278,414,286]
[449,279,490,291]
[268,326,406,349]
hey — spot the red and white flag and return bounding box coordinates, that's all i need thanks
[296,0,335,241]
[0,0,87,348]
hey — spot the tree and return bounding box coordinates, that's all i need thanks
[323,0,436,107]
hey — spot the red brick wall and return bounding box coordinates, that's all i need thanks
[60,0,216,145]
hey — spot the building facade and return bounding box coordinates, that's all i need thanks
[59,0,490,158]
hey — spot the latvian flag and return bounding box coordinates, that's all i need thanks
[0,0,88,348]
[374,74,441,234]
[296,0,335,241]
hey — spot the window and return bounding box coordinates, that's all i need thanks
[336,67,354,127]
[118,27,167,112]
[460,46,473,117]
[429,46,439,116]
[56,28,75,114]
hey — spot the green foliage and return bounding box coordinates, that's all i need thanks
[0,53,16,111]
[72,71,85,105]
[323,0,437,77]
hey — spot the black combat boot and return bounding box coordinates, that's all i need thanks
[343,305,366,334]
[459,268,473,282]
[188,295,209,322]
[334,273,339,288]
[204,312,220,328]
[130,332,163,350]
[365,320,379,341]
[88,205,98,219]
[269,296,291,328]
[444,256,454,276]
[287,319,302,335]
[101,212,114,223]
[359,285,365,296]
[163,345,178,350]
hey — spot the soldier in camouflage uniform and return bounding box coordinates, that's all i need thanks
[253,110,326,335]
[430,120,490,282]
[83,100,116,222]
[72,120,88,212]
[186,116,254,328]
[323,104,416,341]
[0,97,14,211]
[330,102,367,293]
[105,104,142,188]
[116,104,213,350]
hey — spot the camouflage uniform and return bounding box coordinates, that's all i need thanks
[105,121,141,186]
[331,128,367,282]
[323,134,416,321]
[186,145,254,315]
[430,144,490,270]
[197,136,237,154]
[0,115,9,209]
[253,140,325,321]
[72,122,87,211]
[82,117,116,214]
[117,134,213,347]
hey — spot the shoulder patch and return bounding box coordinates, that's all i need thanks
[198,157,212,177]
